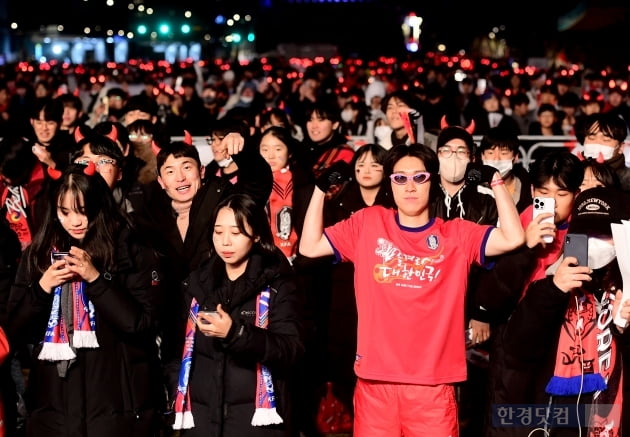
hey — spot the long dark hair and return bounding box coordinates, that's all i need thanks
[26,163,128,274]
[210,193,276,254]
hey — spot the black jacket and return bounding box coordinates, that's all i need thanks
[166,249,304,437]
[6,227,164,437]
[485,272,630,437]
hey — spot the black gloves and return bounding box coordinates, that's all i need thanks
[408,109,422,123]
[465,162,498,186]
[315,161,353,193]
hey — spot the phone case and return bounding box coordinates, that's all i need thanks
[533,197,555,243]
[564,233,588,266]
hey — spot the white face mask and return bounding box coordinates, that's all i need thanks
[239,95,254,104]
[439,155,470,183]
[341,109,354,123]
[216,157,233,168]
[374,125,391,141]
[587,237,616,270]
[583,143,616,161]
[483,159,513,178]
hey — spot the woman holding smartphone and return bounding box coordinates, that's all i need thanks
[6,162,164,437]
[166,193,304,437]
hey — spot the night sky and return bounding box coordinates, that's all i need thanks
[4,0,629,66]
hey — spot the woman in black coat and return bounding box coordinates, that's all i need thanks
[6,163,164,437]
[167,193,304,437]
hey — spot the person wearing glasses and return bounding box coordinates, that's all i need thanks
[430,124,506,437]
[71,133,147,218]
[299,143,524,436]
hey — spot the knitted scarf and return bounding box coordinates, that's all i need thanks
[545,289,623,435]
[38,280,99,362]
[173,288,282,431]
[172,297,198,430]
[250,287,283,426]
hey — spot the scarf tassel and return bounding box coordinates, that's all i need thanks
[173,411,195,430]
[38,341,76,361]
[251,407,284,426]
[72,330,99,348]
[546,372,607,396]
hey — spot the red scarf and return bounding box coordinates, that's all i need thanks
[1,164,45,251]
[546,289,622,436]
[268,169,298,262]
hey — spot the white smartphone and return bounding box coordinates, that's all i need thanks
[198,310,219,325]
[533,197,555,243]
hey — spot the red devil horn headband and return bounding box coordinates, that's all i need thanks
[84,161,96,175]
[440,115,476,134]
[47,167,63,180]
[184,130,193,146]
[74,127,85,143]
[151,140,161,156]
[106,125,118,142]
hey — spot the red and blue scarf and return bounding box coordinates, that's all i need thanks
[38,280,99,361]
[173,287,283,430]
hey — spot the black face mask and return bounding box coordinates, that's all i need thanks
[203,97,216,105]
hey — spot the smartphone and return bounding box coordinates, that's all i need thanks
[198,310,219,325]
[533,197,555,243]
[50,252,70,264]
[564,233,588,266]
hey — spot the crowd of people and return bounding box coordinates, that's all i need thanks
[0,54,630,437]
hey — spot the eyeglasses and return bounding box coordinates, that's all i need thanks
[206,135,225,145]
[75,158,117,168]
[389,172,431,185]
[128,133,152,142]
[437,147,470,159]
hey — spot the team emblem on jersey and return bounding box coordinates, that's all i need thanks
[426,235,439,250]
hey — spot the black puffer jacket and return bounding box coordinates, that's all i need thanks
[167,249,304,437]
[6,227,164,437]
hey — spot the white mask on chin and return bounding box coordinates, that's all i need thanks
[439,156,470,183]
[583,143,616,161]
[483,159,513,178]
[217,157,233,168]
[587,237,616,270]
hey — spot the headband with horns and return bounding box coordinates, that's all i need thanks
[151,130,193,156]
[47,161,96,180]
[440,115,476,134]
[74,125,118,144]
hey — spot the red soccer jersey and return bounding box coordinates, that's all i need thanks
[324,206,492,385]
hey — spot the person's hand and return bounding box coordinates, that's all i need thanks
[525,212,556,248]
[196,304,233,339]
[31,143,54,168]
[39,260,75,293]
[468,319,490,347]
[315,161,352,193]
[465,162,498,186]
[221,132,245,157]
[552,256,591,293]
[64,246,100,283]
[613,289,630,333]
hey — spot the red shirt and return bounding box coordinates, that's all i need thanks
[325,206,492,384]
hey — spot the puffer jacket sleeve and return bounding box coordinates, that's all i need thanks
[85,235,162,336]
[6,257,53,346]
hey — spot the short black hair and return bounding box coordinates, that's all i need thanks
[529,150,584,192]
